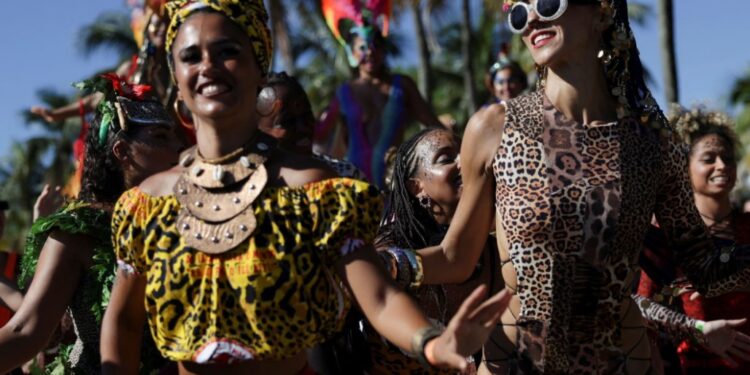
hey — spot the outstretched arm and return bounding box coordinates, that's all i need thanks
[337,244,510,370]
[0,275,22,312]
[632,294,750,366]
[418,104,505,284]
[100,268,147,375]
[0,232,89,373]
[30,93,103,124]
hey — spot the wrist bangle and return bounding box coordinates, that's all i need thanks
[694,320,705,333]
[693,320,708,346]
[411,326,444,369]
[377,251,397,279]
[387,248,413,288]
[403,249,424,289]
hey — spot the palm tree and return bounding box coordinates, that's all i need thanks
[77,11,138,62]
[657,0,678,104]
[730,68,750,144]
[0,89,79,251]
[268,0,296,75]
[409,0,434,104]
[460,0,478,112]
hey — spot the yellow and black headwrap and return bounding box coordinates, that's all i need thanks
[164,0,273,74]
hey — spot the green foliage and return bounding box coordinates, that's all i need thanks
[77,11,138,61]
[0,87,79,251]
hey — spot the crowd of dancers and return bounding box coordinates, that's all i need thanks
[0,0,749,374]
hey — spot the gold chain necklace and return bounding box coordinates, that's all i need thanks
[195,133,260,165]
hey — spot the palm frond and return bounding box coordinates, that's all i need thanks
[77,12,138,61]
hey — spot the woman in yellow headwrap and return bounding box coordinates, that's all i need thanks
[100,1,510,374]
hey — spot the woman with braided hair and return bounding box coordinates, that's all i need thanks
[100,1,509,374]
[359,128,502,374]
[0,75,183,374]
[394,0,750,373]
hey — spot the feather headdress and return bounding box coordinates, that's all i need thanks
[321,0,392,67]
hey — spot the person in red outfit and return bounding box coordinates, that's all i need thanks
[638,106,750,374]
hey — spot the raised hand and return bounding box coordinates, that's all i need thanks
[30,106,61,123]
[427,285,511,370]
[702,318,750,368]
[34,184,64,221]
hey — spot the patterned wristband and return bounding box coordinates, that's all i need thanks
[402,249,424,289]
[387,248,413,288]
[377,250,397,279]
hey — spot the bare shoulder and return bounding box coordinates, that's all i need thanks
[466,103,506,136]
[267,150,338,188]
[138,166,182,197]
[461,103,506,168]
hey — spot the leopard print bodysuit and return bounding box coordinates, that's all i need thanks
[488,91,750,374]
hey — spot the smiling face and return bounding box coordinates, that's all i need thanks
[493,67,525,101]
[689,133,737,198]
[520,0,602,68]
[171,11,261,123]
[412,129,462,220]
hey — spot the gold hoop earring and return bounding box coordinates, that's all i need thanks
[173,99,194,127]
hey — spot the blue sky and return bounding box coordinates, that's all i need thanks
[1,0,749,157]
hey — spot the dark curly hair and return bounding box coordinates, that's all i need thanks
[77,115,127,205]
[266,71,315,123]
[377,128,447,249]
[669,105,740,162]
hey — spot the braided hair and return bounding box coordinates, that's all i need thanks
[378,128,446,249]
[77,114,127,205]
[600,0,653,113]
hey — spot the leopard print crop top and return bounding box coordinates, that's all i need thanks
[113,178,382,363]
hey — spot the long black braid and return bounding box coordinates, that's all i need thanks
[599,0,674,131]
[378,128,445,249]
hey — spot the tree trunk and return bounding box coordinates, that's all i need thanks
[411,1,433,105]
[658,0,678,103]
[269,0,295,75]
[461,0,478,113]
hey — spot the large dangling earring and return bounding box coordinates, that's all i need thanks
[535,64,547,90]
[256,86,277,117]
[418,195,432,210]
